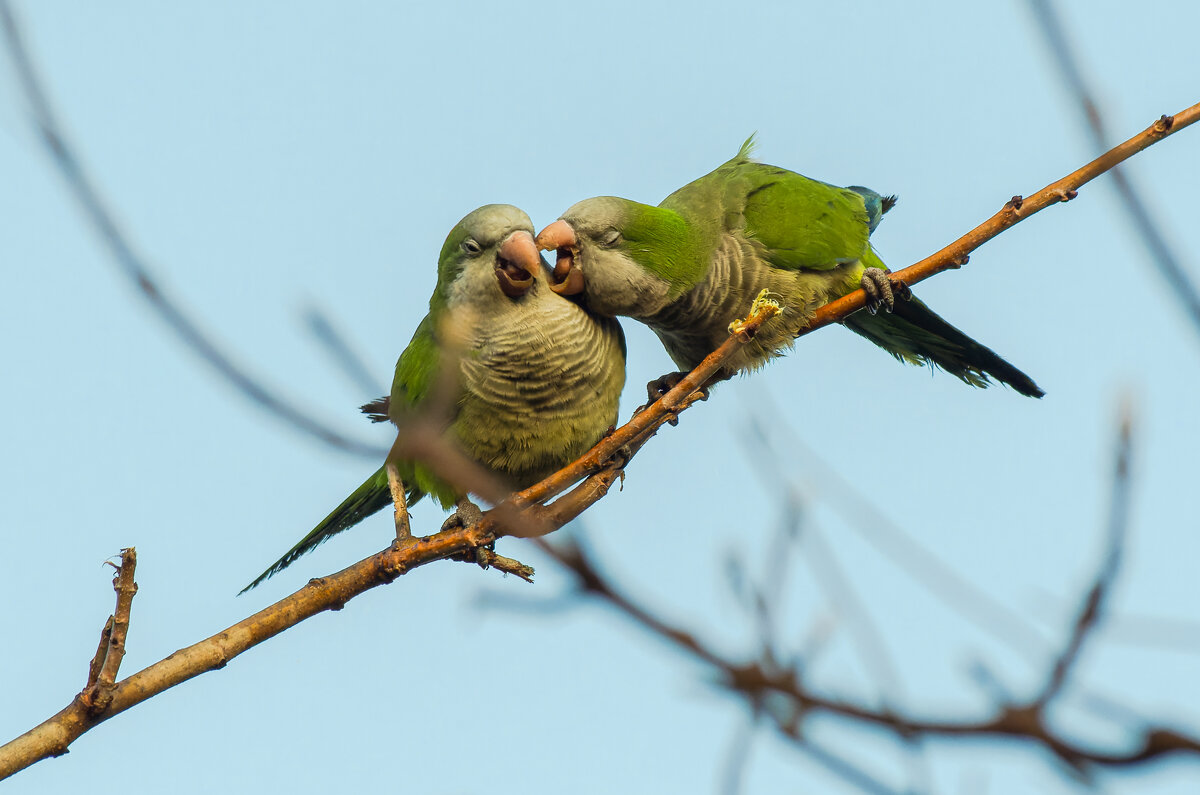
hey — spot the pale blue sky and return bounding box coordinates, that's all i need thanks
[3,2,1198,793]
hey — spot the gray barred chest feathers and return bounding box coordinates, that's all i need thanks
[451,298,625,485]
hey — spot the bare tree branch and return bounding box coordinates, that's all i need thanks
[0,293,780,781]
[79,549,137,714]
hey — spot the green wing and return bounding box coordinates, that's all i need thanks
[736,161,873,271]
[390,315,440,415]
[662,139,873,272]
[388,314,461,508]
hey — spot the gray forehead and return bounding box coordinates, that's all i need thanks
[562,197,624,233]
[460,204,533,242]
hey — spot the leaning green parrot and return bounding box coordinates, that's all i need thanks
[243,204,627,592]
[535,137,1042,397]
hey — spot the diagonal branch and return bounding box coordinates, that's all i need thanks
[0,296,780,781]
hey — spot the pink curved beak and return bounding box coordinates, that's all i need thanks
[495,230,539,298]
[535,220,585,296]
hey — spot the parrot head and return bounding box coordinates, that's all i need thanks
[438,204,544,307]
[535,197,703,320]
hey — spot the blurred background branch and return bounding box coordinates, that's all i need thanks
[1030,0,1200,342]
[535,407,1199,789]
[0,0,386,458]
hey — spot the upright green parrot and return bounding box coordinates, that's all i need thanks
[535,138,1042,397]
[243,204,627,592]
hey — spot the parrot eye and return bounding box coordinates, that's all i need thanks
[599,229,623,248]
[461,239,482,256]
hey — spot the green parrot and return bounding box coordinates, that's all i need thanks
[535,138,1042,397]
[243,204,627,592]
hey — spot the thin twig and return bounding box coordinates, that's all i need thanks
[96,549,137,689]
[469,548,536,582]
[84,618,114,691]
[78,548,137,716]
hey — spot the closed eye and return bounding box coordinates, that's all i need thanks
[462,238,482,255]
[599,229,623,248]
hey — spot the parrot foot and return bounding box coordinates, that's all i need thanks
[441,497,484,532]
[637,371,727,424]
[860,268,912,315]
[634,373,680,425]
[645,371,691,404]
[604,442,634,471]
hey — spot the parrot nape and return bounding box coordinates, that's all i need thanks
[243,204,627,592]
[535,137,1042,398]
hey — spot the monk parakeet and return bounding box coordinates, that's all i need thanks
[243,204,627,591]
[535,138,1042,397]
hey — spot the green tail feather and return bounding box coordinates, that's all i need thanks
[844,298,1044,398]
[240,466,393,593]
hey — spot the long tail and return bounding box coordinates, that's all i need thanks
[240,466,393,593]
[843,297,1044,398]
